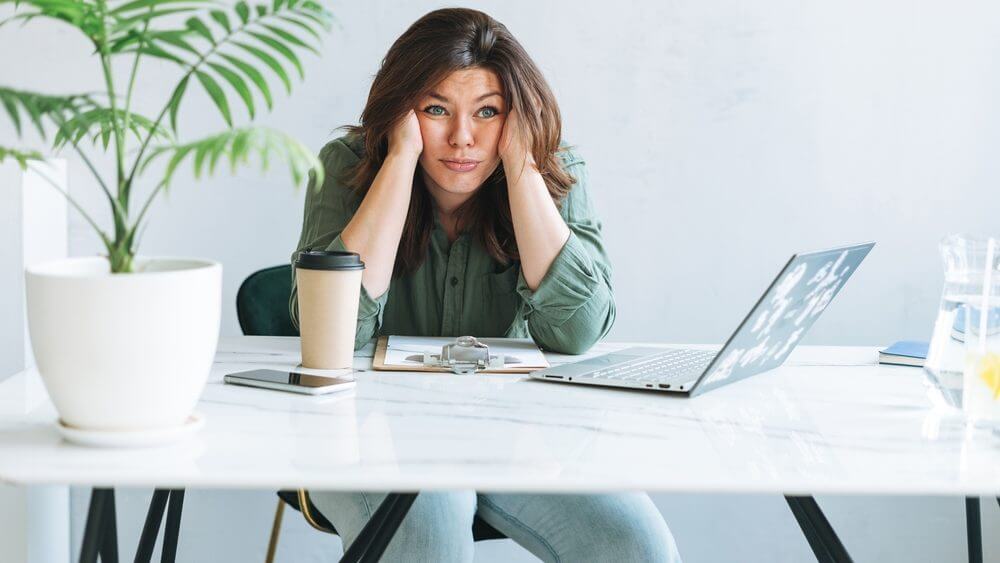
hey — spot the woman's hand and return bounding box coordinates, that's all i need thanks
[388,109,423,159]
[499,103,541,172]
[499,108,530,169]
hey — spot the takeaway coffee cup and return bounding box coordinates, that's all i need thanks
[295,250,365,370]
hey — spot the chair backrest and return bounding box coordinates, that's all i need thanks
[236,264,300,337]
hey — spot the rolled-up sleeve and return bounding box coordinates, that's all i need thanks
[289,138,388,350]
[514,154,615,354]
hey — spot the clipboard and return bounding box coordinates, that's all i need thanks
[372,335,549,374]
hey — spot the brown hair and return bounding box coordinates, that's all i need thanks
[343,7,576,277]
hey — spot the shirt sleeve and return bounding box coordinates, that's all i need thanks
[289,137,388,351]
[514,151,616,355]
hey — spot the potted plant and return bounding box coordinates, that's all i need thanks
[1,0,331,434]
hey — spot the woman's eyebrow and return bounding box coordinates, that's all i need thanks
[427,91,503,103]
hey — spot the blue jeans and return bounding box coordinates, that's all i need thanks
[309,491,682,562]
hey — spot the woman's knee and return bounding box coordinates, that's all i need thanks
[314,490,477,561]
[542,493,680,563]
[594,518,680,562]
[575,493,680,563]
[401,490,478,542]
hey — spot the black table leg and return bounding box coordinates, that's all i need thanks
[132,489,184,563]
[161,490,185,563]
[102,490,118,563]
[966,497,982,563]
[134,489,170,563]
[339,492,419,563]
[785,495,852,563]
[80,489,108,563]
[80,488,118,563]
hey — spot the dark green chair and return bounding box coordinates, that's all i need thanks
[236,264,506,562]
[236,264,300,337]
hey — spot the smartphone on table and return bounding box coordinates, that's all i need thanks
[224,369,355,395]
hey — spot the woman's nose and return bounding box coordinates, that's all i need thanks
[449,116,474,148]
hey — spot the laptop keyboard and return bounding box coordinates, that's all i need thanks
[588,348,716,385]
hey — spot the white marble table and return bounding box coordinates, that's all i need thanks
[4,336,1000,563]
[1,336,998,496]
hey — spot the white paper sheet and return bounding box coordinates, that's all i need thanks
[384,336,549,368]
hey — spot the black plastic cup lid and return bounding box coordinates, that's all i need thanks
[295,250,365,271]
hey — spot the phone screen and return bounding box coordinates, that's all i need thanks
[228,369,354,388]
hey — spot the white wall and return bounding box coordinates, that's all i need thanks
[0,163,26,382]
[3,1,1000,561]
[0,162,71,562]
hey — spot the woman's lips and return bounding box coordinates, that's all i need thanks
[442,160,479,172]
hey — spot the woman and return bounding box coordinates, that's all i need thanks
[290,8,681,562]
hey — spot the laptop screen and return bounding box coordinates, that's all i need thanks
[691,243,875,396]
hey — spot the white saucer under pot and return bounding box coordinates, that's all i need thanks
[25,256,222,432]
[56,413,206,448]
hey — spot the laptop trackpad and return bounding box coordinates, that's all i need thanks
[545,348,657,376]
[585,347,665,363]
[578,353,640,366]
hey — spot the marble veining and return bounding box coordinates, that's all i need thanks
[0,336,998,495]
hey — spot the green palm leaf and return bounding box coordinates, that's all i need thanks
[109,0,218,16]
[184,15,214,44]
[260,23,318,54]
[110,7,202,34]
[130,40,190,65]
[206,62,254,119]
[53,107,173,150]
[246,30,302,77]
[274,14,322,41]
[109,0,330,128]
[0,146,45,169]
[0,87,95,139]
[219,53,273,110]
[0,0,103,37]
[106,0,219,40]
[167,75,190,133]
[232,40,291,93]
[110,28,199,58]
[288,1,331,29]
[234,0,250,24]
[194,70,231,126]
[208,9,230,33]
[141,126,323,188]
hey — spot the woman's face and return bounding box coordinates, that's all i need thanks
[415,67,506,207]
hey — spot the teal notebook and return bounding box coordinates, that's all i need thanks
[878,341,928,367]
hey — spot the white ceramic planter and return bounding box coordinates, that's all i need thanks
[25,256,222,431]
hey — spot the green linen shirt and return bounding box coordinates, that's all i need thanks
[289,134,614,355]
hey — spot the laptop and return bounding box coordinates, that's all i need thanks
[530,242,875,397]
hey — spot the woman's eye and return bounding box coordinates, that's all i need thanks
[422,105,499,118]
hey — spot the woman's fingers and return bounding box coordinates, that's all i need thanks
[389,109,423,159]
[501,109,522,155]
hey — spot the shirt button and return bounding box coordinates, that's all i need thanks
[450,277,459,287]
